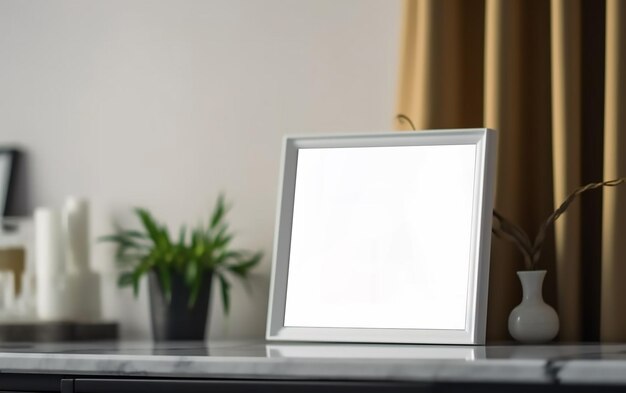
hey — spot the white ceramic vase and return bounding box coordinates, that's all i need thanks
[508,270,559,343]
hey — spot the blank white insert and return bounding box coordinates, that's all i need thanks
[284,144,477,330]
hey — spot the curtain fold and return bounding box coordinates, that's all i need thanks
[397,0,625,341]
[550,0,582,341]
[601,0,626,342]
[482,0,525,341]
[397,0,485,130]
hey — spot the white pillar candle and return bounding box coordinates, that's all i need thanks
[65,271,101,322]
[34,207,67,320]
[63,197,90,273]
[62,197,101,322]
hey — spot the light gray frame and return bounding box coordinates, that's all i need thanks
[266,129,497,345]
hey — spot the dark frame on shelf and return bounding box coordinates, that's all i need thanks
[0,147,20,218]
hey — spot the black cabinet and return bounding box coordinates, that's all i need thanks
[3,373,626,393]
[2,374,430,393]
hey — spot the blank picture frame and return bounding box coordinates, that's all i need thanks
[266,130,497,345]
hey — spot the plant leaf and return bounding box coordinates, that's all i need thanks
[158,264,172,302]
[114,251,147,265]
[99,234,147,250]
[188,271,203,308]
[101,195,265,313]
[228,252,262,278]
[218,272,231,314]
[210,194,228,229]
[135,208,162,246]
[185,259,198,286]
[162,225,173,249]
[115,230,148,240]
[131,269,142,297]
[178,225,187,247]
[117,272,135,287]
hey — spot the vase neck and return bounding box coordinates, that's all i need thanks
[517,270,546,302]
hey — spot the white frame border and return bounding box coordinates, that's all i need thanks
[266,129,497,345]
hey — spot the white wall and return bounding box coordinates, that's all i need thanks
[0,0,402,339]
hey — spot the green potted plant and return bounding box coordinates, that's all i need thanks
[101,195,262,341]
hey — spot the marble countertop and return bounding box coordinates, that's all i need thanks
[0,340,625,385]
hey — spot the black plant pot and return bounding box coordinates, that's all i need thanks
[148,271,213,341]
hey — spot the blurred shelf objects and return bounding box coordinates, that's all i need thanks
[0,147,117,341]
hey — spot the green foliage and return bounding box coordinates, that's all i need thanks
[100,195,262,313]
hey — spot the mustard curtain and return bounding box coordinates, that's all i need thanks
[397,0,625,341]
[602,0,626,341]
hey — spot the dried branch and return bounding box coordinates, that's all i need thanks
[394,114,626,270]
[494,177,626,270]
[529,177,626,267]
[396,114,417,131]
[492,222,534,269]
[492,211,534,270]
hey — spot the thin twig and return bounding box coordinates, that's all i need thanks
[492,223,534,269]
[394,114,626,270]
[396,114,417,131]
[492,211,534,270]
[495,177,626,270]
[493,211,533,253]
[530,177,626,267]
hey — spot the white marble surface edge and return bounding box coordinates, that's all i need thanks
[0,352,551,384]
[1,342,626,385]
